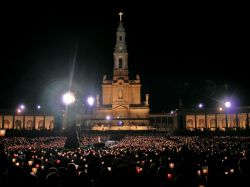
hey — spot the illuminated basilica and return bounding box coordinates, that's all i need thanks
[88,13,150,130]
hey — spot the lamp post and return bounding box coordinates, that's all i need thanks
[87,96,94,107]
[62,91,80,149]
[224,101,231,130]
[85,96,95,129]
[106,115,111,130]
[198,103,203,108]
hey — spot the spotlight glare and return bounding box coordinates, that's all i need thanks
[17,108,22,113]
[20,104,25,110]
[87,97,94,106]
[225,101,231,108]
[62,92,76,105]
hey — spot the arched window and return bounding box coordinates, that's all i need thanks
[4,120,10,129]
[49,120,54,129]
[233,119,237,127]
[186,119,193,128]
[198,119,205,128]
[26,120,33,130]
[15,120,22,130]
[221,119,226,128]
[119,58,123,68]
[38,120,44,130]
[119,36,122,41]
[244,117,250,128]
[245,117,250,127]
[210,119,216,128]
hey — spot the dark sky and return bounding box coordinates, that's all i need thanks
[0,2,248,113]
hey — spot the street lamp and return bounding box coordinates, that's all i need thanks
[225,101,231,108]
[224,101,231,130]
[106,115,111,120]
[85,96,95,129]
[87,96,94,106]
[17,108,22,114]
[106,115,111,130]
[62,91,79,149]
[198,103,203,108]
[20,104,25,110]
[37,105,41,110]
[16,104,25,114]
[62,92,76,105]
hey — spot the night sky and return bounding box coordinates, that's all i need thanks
[0,2,248,114]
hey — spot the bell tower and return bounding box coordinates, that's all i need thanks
[113,12,129,81]
[95,12,150,130]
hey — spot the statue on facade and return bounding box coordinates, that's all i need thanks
[118,89,123,99]
[96,94,100,106]
[103,74,107,81]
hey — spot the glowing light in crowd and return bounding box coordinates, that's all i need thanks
[0,129,6,137]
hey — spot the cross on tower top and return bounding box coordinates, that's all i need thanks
[119,12,123,22]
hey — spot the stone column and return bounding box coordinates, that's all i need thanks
[96,94,100,107]
[145,94,149,105]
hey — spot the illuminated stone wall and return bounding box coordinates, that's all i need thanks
[0,114,54,130]
[3,115,13,129]
[14,116,24,130]
[185,112,249,130]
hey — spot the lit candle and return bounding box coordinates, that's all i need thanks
[202,166,208,174]
[197,170,201,176]
[32,167,37,174]
[169,163,174,169]
[28,160,33,166]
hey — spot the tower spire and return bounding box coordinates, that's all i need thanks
[119,12,123,22]
[113,12,129,81]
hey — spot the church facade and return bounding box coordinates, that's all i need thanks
[90,13,150,130]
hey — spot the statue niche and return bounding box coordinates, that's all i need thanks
[118,89,123,99]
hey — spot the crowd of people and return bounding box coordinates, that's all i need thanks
[0,134,250,187]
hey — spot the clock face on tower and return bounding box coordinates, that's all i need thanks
[119,46,123,50]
